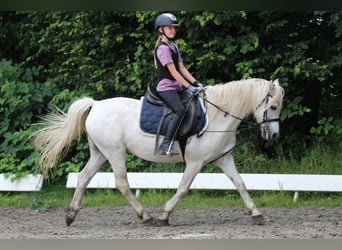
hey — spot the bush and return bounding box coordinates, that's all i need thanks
[0,59,54,176]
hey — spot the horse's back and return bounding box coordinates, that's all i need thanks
[90,97,139,117]
[85,97,140,137]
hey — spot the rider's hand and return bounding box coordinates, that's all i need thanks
[192,80,205,88]
[187,85,200,95]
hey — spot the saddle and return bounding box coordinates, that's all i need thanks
[146,85,197,138]
[140,85,207,156]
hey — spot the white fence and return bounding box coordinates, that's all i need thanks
[66,172,342,201]
[66,172,342,192]
[0,174,43,191]
[3,172,342,201]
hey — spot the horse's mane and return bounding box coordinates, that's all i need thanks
[206,78,284,118]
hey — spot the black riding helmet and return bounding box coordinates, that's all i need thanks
[154,13,179,32]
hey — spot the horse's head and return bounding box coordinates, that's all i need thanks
[253,79,285,140]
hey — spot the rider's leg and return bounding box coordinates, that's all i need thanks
[158,90,185,155]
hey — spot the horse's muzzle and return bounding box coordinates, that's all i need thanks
[261,124,279,140]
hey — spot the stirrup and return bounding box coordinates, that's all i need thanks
[159,148,179,156]
[159,143,179,156]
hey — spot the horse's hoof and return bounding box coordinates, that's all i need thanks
[142,217,156,226]
[156,219,170,226]
[64,207,78,226]
[252,214,265,225]
[65,215,75,226]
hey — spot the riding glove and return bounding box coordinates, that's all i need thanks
[192,80,205,88]
[187,85,200,95]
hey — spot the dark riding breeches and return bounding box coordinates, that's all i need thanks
[157,90,186,140]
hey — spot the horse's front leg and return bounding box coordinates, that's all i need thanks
[215,155,265,225]
[157,161,203,226]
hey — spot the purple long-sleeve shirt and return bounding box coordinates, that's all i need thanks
[156,42,183,92]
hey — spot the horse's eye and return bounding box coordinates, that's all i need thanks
[271,105,277,110]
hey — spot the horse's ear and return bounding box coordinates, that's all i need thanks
[273,79,280,86]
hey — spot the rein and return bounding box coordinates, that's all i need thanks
[203,97,250,123]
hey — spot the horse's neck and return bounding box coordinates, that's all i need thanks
[206,82,257,122]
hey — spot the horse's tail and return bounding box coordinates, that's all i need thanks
[33,97,94,178]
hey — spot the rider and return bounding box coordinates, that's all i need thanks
[154,12,204,156]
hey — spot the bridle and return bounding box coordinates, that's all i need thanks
[255,93,280,125]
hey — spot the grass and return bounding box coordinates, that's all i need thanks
[1,185,342,211]
[233,141,342,175]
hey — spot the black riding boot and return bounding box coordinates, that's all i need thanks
[159,115,181,156]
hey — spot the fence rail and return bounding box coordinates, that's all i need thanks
[0,174,43,191]
[3,172,342,201]
[66,172,342,202]
[66,172,342,192]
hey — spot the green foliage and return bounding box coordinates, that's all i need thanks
[0,11,341,180]
[0,59,54,176]
[232,134,342,175]
[310,117,342,136]
[126,154,144,171]
[281,96,311,120]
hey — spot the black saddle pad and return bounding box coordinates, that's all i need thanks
[139,96,206,138]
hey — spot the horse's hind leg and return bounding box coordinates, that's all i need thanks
[65,137,106,226]
[106,150,154,225]
[215,155,265,225]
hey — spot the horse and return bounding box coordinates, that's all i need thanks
[33,78,284,226]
